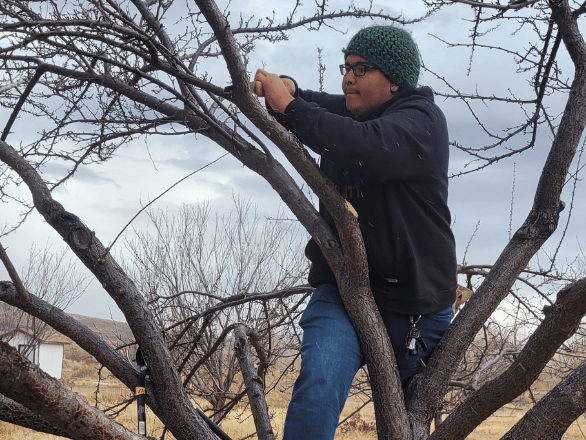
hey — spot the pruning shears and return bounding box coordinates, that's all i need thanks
[128,348,233,440]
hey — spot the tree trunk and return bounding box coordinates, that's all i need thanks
[431,278,586,439]
[409,1,586,437]
[192,1,411,437]
[0,394,73,439]
[500,360,586,440]
[0,139,217,440]
[0,341,145,440]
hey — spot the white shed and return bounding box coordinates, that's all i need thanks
[4,330,65,379]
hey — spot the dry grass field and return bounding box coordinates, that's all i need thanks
[2,315,586,439]
[4,373,586,440]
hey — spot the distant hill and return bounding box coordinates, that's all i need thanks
[68,313,134,346]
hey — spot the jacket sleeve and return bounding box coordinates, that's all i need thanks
[270,89,345,131]
[297,89,347,114]
[278,94,447,182]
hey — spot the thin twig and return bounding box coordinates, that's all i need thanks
[0,241,31,304]
[98,153,228,262]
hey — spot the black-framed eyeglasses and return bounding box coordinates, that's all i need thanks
[339,63,378,77]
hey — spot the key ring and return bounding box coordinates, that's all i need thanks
[410,315,421,326]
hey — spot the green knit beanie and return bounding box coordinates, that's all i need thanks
[343,26,421,88]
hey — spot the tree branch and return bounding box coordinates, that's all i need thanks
[0,242,31,304]
[0,139,217,440]
[193,0,410,437]
[409,0,586,432]
[500,358,586,439]
[447,0,540,10]
[234,324,275,440]
[0,281,138,389]
[0,394,73,439]
[431,277,586,439]
[0,340,145,440]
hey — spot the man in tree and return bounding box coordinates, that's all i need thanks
[254,25,457,439]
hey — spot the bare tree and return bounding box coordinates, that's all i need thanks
[1,0,586,439]
[123,198,310,422]
[0,242,87,357]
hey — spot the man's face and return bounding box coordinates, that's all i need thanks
[342,55,395,116]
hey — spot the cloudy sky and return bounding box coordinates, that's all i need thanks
[1,0,583,321]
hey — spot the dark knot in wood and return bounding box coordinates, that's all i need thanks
[71,227,92,250]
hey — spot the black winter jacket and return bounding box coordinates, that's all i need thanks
[276,85,457,316]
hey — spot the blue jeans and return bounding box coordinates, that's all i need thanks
[282,284,452,440]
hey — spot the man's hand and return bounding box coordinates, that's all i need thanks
[254,69,295,113]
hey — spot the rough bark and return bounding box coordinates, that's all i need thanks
[193,1,410,437]
[0,280,168,427]
[234,324,274,440]
[0,340,145,440]
[410,1,586,437]
[0,139,217,440]
[431,278,586,439]
[500,360,586,440]
[2,1,586,439]
[0,394,73,439]
[0,281,139,390]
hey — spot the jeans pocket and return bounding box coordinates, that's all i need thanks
[418,306,453,346]
[427,305,454,324]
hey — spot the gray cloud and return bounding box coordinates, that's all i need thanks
[2,0,584,319]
